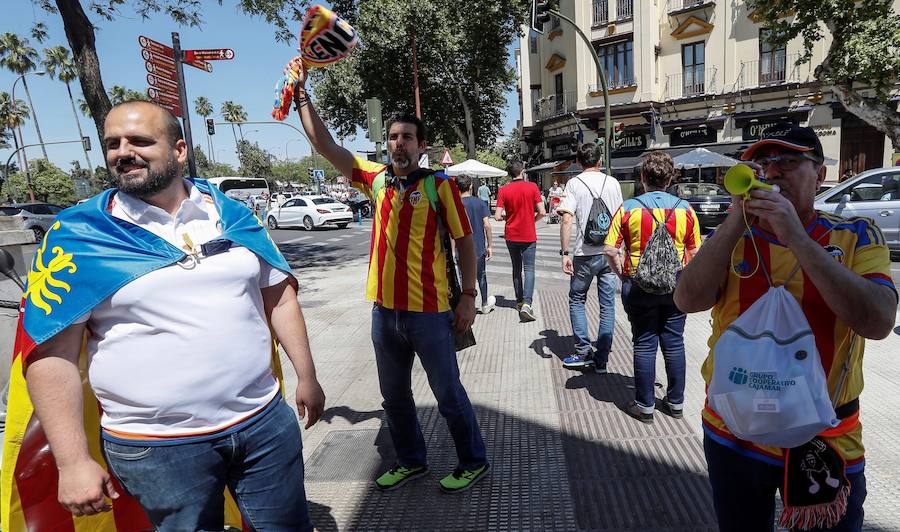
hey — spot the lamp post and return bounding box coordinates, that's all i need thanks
[284,138,306,162]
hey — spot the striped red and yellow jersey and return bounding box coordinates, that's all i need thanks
[604,191,702,276]
[701,212,898,468]
[351,156,472,312]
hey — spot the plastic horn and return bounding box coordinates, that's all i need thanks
[724,164,774,197]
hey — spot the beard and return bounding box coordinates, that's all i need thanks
[391,151,411,170]
[111,155,180,198]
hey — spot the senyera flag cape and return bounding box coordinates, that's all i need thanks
[1,179,293,531]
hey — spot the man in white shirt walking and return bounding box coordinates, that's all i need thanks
[557,144,623,372]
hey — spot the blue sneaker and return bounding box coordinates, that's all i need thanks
[562,354,594,369]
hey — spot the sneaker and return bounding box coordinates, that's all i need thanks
[515,301,524,312]
[375,464,429,491]
[519,303,536,322]
[625,401,654,424]
[593,361,608,374]
[480,297,495,314]
[562,354,594,369]
[439,463,490,494]
[662,397,684,419]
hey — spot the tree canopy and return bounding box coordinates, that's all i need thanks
[750,0,900,147]
[3,159,76,205]
[311,0,528,158]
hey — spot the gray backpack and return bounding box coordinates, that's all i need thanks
[632,197,683,295]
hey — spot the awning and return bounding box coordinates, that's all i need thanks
[526,160,564,172]
[552,163,584,176]
[607,142,754,172]
[661,115,727,133]
[732,105,813,127]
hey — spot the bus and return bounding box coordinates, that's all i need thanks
[207,177,270,203]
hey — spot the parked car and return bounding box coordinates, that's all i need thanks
[815,167,900,255]
[0,203,65,241]
[668,182,732,230]
[266,195,353,230]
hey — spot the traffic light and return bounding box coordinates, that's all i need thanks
[307,167,314,179]
[206,118,215,136]
[532,0,558,34]
[81,136,91,152]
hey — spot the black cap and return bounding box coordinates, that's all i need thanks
[741,123,824,163]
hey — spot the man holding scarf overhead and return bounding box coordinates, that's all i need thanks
[2,101,325,531]
[675,124,897,531]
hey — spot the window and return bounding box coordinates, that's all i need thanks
[282,200,297,208]
[295,199,308,207]
[592,0,608,25]
[682,41,705,96]
[828,173,900,203]
[759,29,787,84]
[312,197,338,205]
[530,87,541,110]
[554,73,564,111]
[595,39,634,88]
[617,0,634,20]
[529,32,538,54]
[28,205,51,215]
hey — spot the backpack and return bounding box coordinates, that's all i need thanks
[575,175,612,246]
[631,197,683,294]
[371,170,438,212]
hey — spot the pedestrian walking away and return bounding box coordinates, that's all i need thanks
[458,174,495,314]
[292,63,490,494]
[2,101,325,531]
[558,143,623,373]
[675,124,898,531]
[604,151,702,424]
[477,181,492,213]
[495,161,546,322]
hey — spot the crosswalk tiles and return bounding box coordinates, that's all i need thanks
[485,236,570,283]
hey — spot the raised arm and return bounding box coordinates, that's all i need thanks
[292,62,355,180]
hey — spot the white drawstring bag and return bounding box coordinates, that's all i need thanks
[708,286,838,448]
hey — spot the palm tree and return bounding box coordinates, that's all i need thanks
[107,85,129,106]
[43,45,93,176]
[77,98,92,118]
[220,101,247,145]
[0,33,48,160]
[194,96,214,163]
[0,91,33,199]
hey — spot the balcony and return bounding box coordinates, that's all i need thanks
[735,53,805,90]
[592,0,608,26]
[663,67,718,100]
[616,0,634,21]
[534,91,578,122]
[667,0,715,14]
[589,75,637,93]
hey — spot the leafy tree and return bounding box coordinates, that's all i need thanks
[237,140,274,179]
[750,0,900,147]
[33,0,314,152]
[312,0,529,158]
[2,159,76,205]
[0,33,49,161]
[194,144,236,178]
[91,164,113,192]
[493,128,522,163]
[221,101,248,145]
[43,45,94,175]
[107,85,149,105]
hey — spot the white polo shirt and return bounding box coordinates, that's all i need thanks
[77,180,287,439]
[558,171,623,256]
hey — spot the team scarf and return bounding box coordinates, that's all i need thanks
[1,179,292,531]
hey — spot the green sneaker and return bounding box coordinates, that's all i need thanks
[375,464,429,491]
[439,463,491,494]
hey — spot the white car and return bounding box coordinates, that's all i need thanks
[266,195,353,230]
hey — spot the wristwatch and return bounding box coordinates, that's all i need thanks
[559,250,569,256]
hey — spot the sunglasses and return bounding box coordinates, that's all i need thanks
[752,152,821,171]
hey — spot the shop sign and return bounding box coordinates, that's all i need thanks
[812,125,837,137]
[670,124,717,146]
[742,119,798,141]
[551,141,576,159]
[613,132,646,154]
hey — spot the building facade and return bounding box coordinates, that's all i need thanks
[516,0,897,187]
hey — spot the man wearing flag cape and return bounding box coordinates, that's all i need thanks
[2,100,325,531]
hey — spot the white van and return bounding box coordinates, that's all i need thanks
[207,177,270,203]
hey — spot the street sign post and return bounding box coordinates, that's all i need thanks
[183,48,235,62]
[313,169,325,181]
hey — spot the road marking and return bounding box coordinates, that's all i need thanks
[282,236,312,244]
[325,238,343,242]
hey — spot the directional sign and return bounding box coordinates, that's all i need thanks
[185,59,213,73]
[147,73,178,91]
[154,99,182,117]
[144,61,177,81]
[183,48,234,62]
[138,35,174,58]
[141,48,175,69]
[147,87,180,105]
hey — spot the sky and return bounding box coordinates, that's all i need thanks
[1,1,520,174]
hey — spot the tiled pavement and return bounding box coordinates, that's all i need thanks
[282,222,900,531]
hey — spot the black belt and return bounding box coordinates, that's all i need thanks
[835,398,859,420]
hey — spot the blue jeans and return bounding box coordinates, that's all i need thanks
[103,397,313,532]
[568,254,616,363]
[371,306,487,470]
[476,253,489,306]
[621,279,686,408]
[505,240,536,305]
[704,435,866,531]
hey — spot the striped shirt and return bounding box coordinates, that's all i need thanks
[352,156,472,312]
[604,191,702,276]
[701,212,898,467]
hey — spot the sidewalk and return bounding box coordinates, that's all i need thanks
[286,244,900,531]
